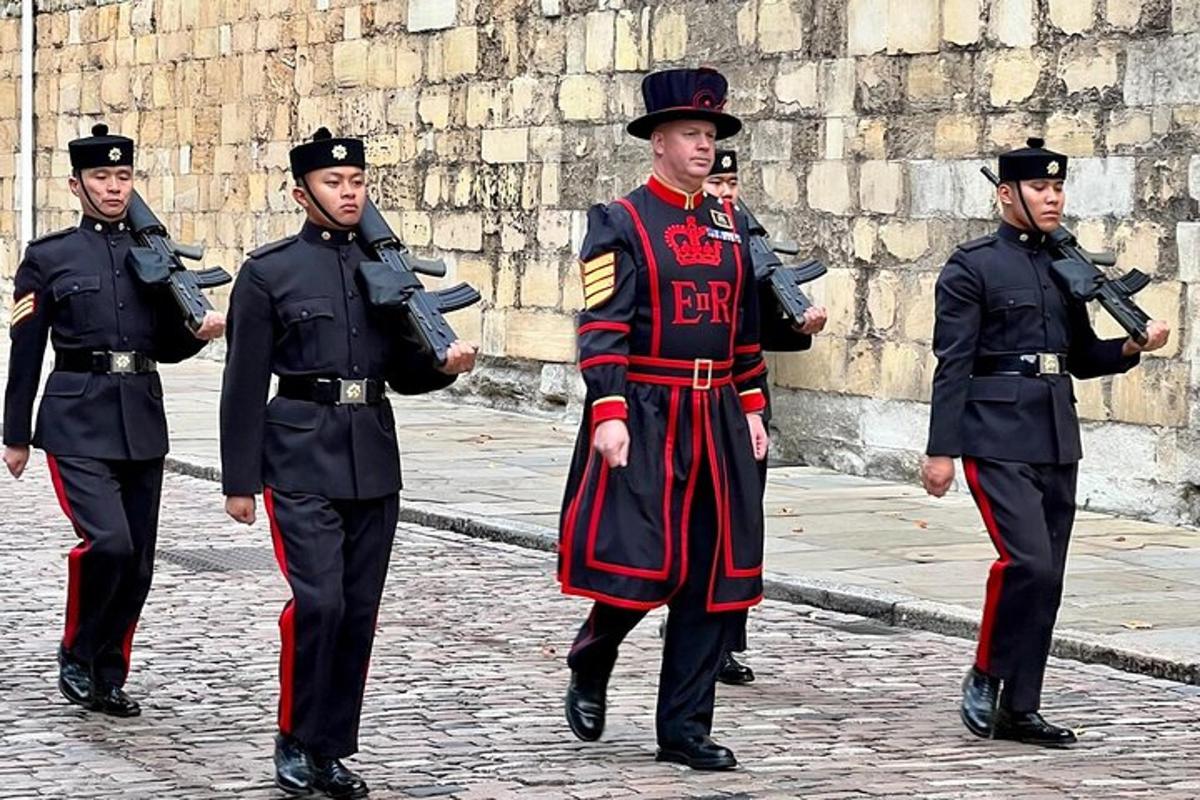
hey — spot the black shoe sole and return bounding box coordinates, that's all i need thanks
[655,749,738,771]
[716,673,755,686]
[993,730,1077,749]
[97,704,141,718]
[564,691,604,742]
[313,783,369,799]
[58,680,97,711]
[274,777,314,797]
[960,706,993,739]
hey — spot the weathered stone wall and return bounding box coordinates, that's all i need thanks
[1,0,1199,522]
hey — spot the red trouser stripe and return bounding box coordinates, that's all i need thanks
[47,455,90,650]
[263,489,296,735]
[963,458,1011,674]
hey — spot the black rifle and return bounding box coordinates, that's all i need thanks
[981,166,1149,344]
[740,202,827,324]
[125,191,232,332]
[356,200,482,364]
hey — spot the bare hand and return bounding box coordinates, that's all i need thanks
[1123,320,1170,356]
[439,340,479,375]
[796,305,828,336]
[593,419,630,469]
[921,456,955,498]
[3,445,30,479]
[225,495,256,525]
[747,414,769,461]
[193,310,226,341]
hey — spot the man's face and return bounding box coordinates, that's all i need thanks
[294,166,367,228]
[70,166,134,220]
[1001,179,1066,230]
[653,120,717,183]
[704,173,739,203]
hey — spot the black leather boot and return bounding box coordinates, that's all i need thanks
[960,667,1000,739]
[716,652,755,686]
[312,757,369,798]
[274,734,315,796]
[92,682,141,717]
[565,670,608,742]
[57,657,94,709]
[656,736,738,771]
[993,710,1077,748]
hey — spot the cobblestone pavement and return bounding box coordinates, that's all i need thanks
[3,454,1200,799]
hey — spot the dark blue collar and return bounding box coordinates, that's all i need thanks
[300,220,359,247]
[80,215,130,235]
[996,221,1047,250]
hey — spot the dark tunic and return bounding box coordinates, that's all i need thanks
[219,221,454,500]
[3,217,205,459]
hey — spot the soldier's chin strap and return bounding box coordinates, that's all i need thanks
[1013,180,1044,238]
[75,174,127,225]
[299,176,347,231]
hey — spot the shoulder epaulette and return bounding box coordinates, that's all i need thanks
[248,236,298,258]
[26,227,73,247]
[957,234,997,252]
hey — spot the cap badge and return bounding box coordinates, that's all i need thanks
[1047,160,1061,176]
[108,147,122,162]
[332,144,348,161]
[721,155,732,169]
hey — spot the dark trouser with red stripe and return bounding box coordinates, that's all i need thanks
[47,455,163,687]
[963,457,1078,713]
[567,480,739,746]
[264,487,398,759]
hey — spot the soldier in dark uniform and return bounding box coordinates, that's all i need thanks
[220,128,476,798]
[2,124,225,716]
[922,138,1170,746]
[559,69,771,771]
[702,149,827,686]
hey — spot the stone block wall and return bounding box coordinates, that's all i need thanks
[1,0,1199,522]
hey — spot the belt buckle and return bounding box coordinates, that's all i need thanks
[1038,353,1061,375]
[692,359,714,391]
[109,351,136,374]
[339,379,368,405]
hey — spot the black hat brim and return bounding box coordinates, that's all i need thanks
[626,108,743,141]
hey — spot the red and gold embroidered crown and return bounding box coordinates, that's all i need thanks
[664,216,722,267]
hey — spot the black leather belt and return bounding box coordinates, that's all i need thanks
[55,349,157,374]
[974,353,1067,377]
[277,376,386,405]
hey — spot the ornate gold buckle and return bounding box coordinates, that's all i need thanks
[692,358,714,390]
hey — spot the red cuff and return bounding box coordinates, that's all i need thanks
[592,396,628,423]
[739,389,767,414]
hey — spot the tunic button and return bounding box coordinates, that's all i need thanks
[352,327,359,336]
[118,301,125,310]
[115,270,121,277]
[352,364,360,374]
[72,283,79,290]
[1007,299,1014,305]
[321,231,331,241]
[1019,233,1029,242]
[122,336,129,344]
[301,309,309,318]
[94,223,102,232]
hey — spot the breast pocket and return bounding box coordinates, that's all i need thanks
[986,286,1040,351]
[52,274,102,336]
[277,297,338,371]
